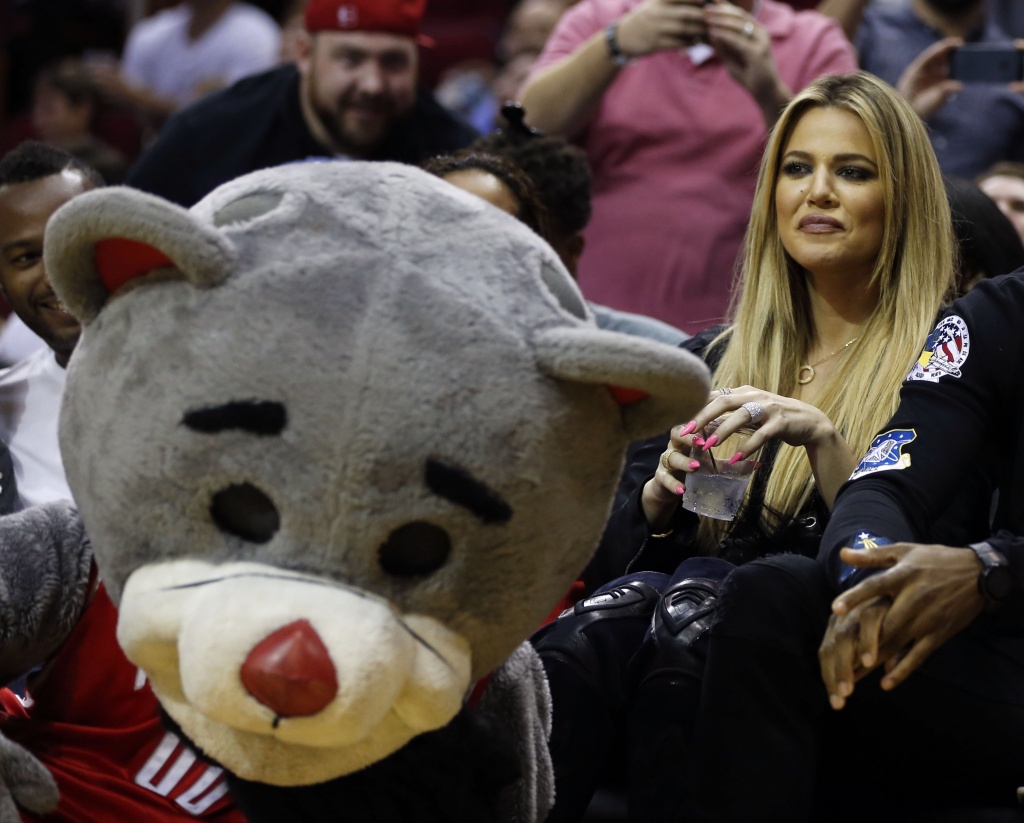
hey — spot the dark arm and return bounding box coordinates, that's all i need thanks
[819,276,1024,592]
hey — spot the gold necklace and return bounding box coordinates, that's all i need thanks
[797,337,858,385]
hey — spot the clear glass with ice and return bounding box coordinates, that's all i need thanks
[682,415,758,521]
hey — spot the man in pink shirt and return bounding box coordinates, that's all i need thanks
[521,0,856,334]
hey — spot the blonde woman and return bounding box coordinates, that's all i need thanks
[590,70,955,583]
[535,71,956,821]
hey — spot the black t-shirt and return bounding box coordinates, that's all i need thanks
[127,64,478,207]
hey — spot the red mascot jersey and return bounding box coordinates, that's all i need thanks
[0,583,246,822]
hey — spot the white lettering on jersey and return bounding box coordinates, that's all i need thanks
[176,766,231,814]
[134,731,231,815]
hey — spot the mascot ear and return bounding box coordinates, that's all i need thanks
[533,327,711,440]
[44,187,236,325]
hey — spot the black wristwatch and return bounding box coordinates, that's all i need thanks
[604,22,634,67]
[968,541,1013,604]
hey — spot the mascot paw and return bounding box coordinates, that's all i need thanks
[0,730,58,820]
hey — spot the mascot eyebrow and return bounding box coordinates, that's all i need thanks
[181,401,287,436]
[425,459,512,525]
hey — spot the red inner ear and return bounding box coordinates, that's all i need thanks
[94,238,175,294]
[608,386,648,405]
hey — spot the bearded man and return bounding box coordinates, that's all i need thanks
[126,0,477,207]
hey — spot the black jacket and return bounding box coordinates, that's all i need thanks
[585,327,828,589]
[822,272,1024,595]
[819,271,1024,702]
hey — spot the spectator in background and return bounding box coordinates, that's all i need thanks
[945,174,1024,295]
[520,0,856,335]
[423,150,555,238]
[978,161,1024,247]
[435,0,574,133]
[856,0,1024,177]
[492,0,578,114]
[471,104,689,344]
[437,0,853,136]
[31,59,128,184]
[127,0,477,207]
[427,137,689,345]
[0,143,99,507]
[88,0,281,125]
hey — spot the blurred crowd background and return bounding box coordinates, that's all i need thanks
[0,0,532,181]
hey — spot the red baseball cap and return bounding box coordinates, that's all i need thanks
[304,0,430,41]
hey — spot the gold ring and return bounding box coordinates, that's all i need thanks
[661,449,682,471]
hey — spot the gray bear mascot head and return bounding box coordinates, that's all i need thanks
[43,161,708,813]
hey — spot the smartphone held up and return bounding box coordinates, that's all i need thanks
[949,44,1024,84]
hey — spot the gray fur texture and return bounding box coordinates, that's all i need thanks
[0,502,92,683]
[481,643,555,823]
[0,730,58,821]
[0,501,91,818]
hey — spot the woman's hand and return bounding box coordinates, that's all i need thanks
[689,385,834,454]
[679,386,858,508]
[641,421,704,531]
[640,386,824,529]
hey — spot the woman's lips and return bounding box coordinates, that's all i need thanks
[799,214,844,233]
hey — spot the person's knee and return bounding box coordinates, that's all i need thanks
[532,575,666,705]
[630,557,737,683]
[712,554,831,647]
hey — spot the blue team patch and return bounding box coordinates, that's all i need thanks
[838,532,894,584]
[906,315,970,383]
[849,428,916,480]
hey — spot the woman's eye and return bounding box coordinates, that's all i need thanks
[781,162,810,176]
[838,166,873,181]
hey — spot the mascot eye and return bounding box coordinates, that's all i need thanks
[210,483,280,543]
[378,522,451,577]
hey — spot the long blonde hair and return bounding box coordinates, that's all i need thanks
[701,72,955,549]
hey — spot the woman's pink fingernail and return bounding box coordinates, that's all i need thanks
[692,436,705,447]
[679,421,698,437]
[727,452,744,465]
[675,485,685,495]
[702,434,719,450]
[688,460,701,470]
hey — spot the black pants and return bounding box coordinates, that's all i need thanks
[533,558,735,822]
[688,554,1024,823]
